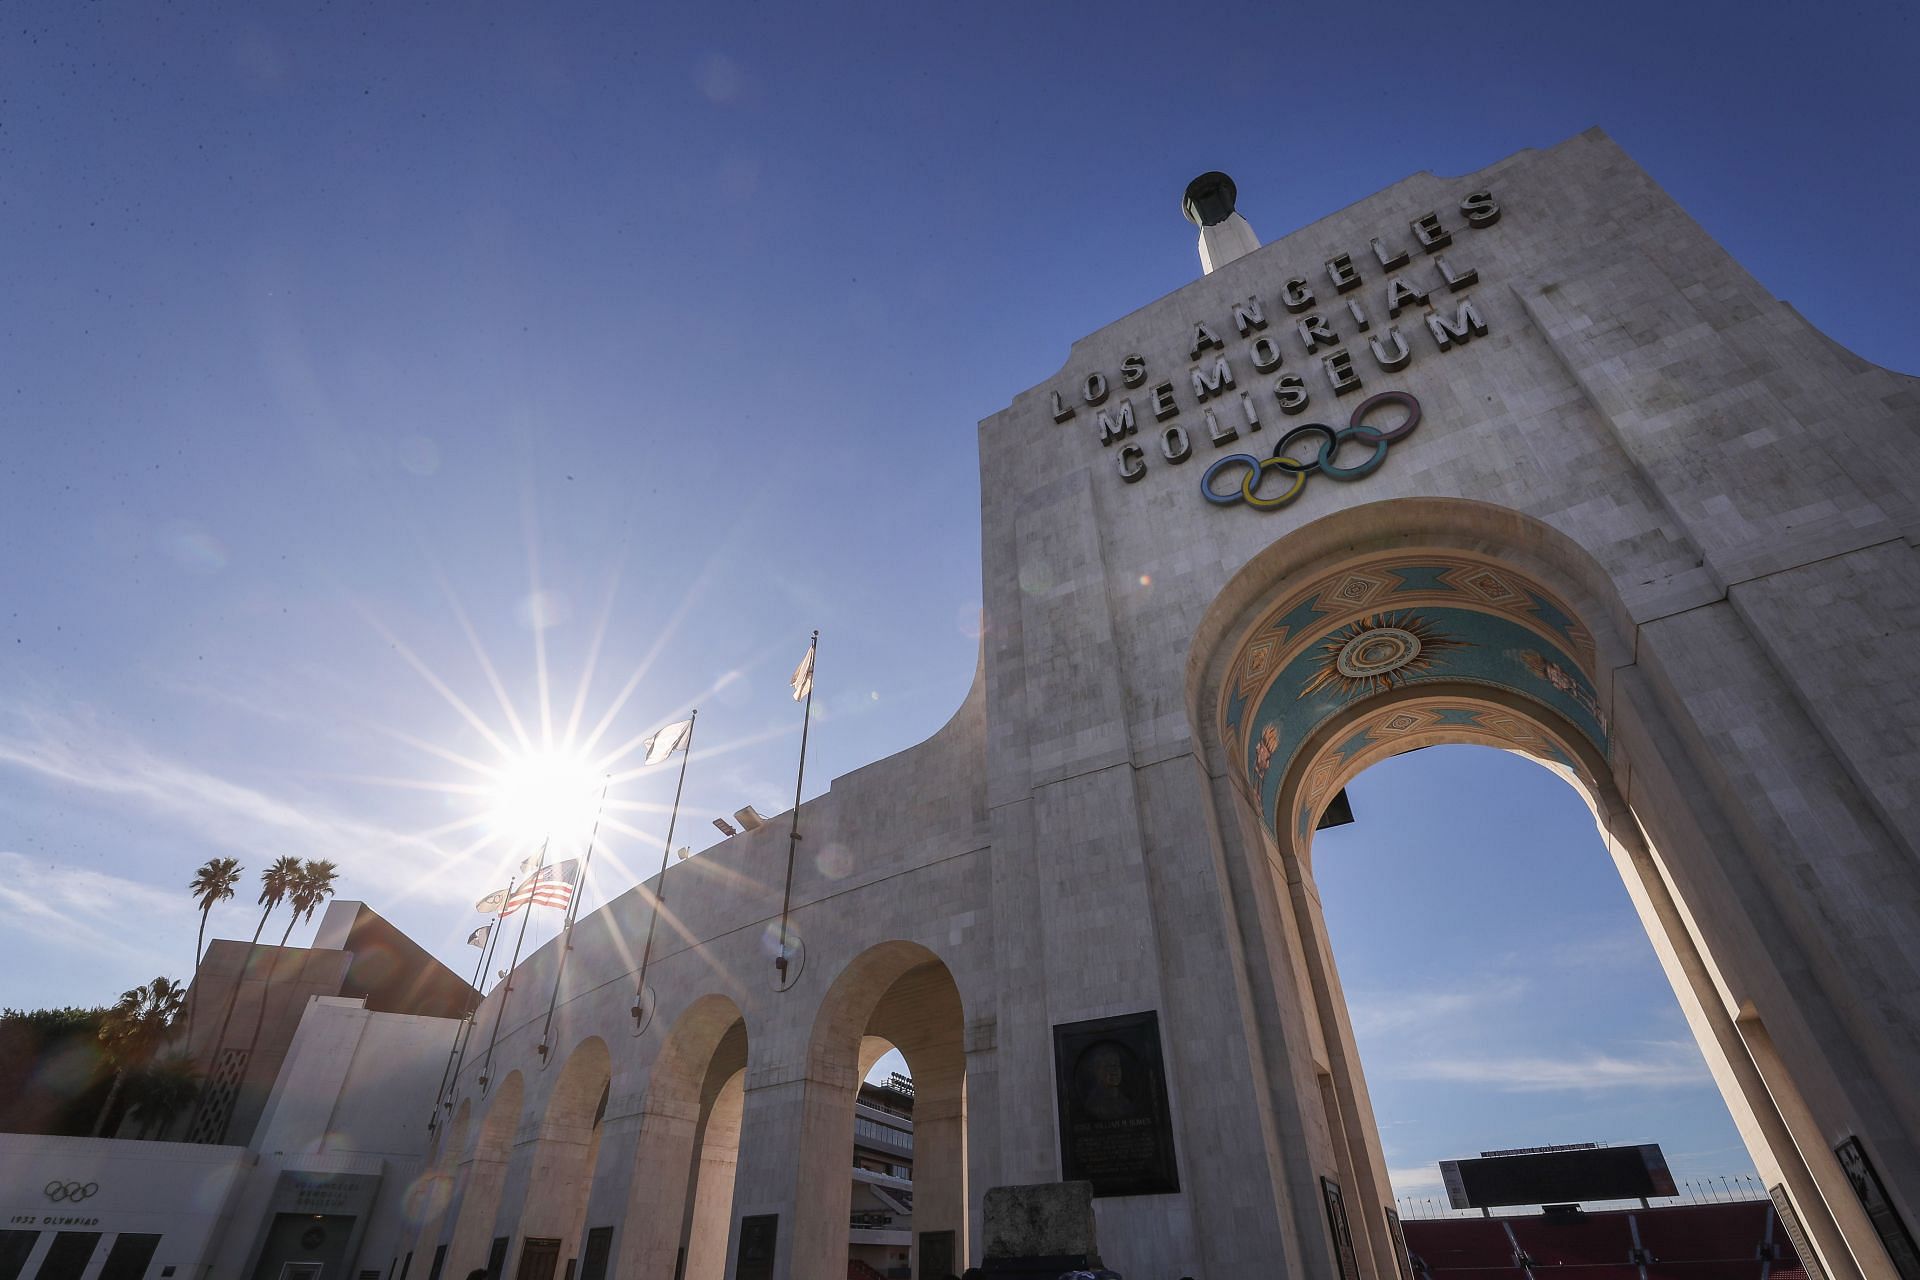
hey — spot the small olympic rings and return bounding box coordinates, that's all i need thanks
[1201,391,1421,511]
[1201,453,1306,509]
[44,1180,98,1202]
[1272,423,1339,475]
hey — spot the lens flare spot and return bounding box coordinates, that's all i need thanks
[163,524,228,573]
[1138,574,1152,587]
[1018,564,1053,595]
[695,53,745,103]
[402,1171,453,1224]
[759,919,801,961]
[517,590,571,631]
[815,843,853,881]
[397,435,440,475]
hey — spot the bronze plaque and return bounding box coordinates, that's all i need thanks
[735,1214,778,1280]
[1322,1177,1358,1280]
[1052,1010,1180,1197]
[1836,1137,1920,1279]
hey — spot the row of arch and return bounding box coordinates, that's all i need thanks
[387,497,1907,1280]
[405,939,967,1280]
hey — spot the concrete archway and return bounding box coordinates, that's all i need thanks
[790,941,967,1280]
[1187,498,1910,1280]
[445,1069,526,1277]
[619,993,750,1280]
[506,1036,613,1274]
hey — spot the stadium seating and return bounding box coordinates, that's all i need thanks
[1401,1201,1803,1279]
[1637,1201,1769,1263]
[1407,1217,1521,1270]
[1508,1210,1636,1266]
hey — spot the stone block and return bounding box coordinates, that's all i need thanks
[983,1180,1099,1260]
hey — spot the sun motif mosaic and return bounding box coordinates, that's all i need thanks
[1297,610,1467,700]
[1219,555,1611,840]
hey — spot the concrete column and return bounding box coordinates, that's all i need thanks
[616,1099,704,1279]
[724,1073,808,1280]
[443,1150,510,1278]
[682,1072,745,1280]
[908,1065,967,1277]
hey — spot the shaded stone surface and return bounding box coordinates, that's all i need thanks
[983,1181,1099,1259]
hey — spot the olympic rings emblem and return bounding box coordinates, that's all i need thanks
[1201,391,1422,511]
[44,1179,99,1202]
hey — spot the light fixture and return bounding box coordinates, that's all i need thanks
[734,805,767,831]
[713,818,738,836]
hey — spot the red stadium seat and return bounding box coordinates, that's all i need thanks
[1637,1202,1769,1263]
[1404,1217,1520,1269]
[1641,1263,1762,1280]
[1509,1210,1636,1266]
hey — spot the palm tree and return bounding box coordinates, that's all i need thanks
[125,1052,201,1139]
[185,857,243,1049]
[231,860,342,1141]
[202,857,303,1082]
[277,859,339,945]
[92,977,186,1136]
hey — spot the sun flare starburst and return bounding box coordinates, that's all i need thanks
[485,750,608,850]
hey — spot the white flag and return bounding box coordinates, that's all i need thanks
[518,852,544,876]
[642,718,693,766]
[467,924,491,948]
[475,887,508,914]
[790,644,815,702]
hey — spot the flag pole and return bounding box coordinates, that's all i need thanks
[776,631,818,982]
[429,911,496,1129]
[539,779,610,1057]
[480,839,548,1091]
[442,876,515,1119]
[633,710,696,1027]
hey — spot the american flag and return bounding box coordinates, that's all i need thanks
[502,859,581,915]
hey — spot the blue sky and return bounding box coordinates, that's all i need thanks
[3,0,1912,1195]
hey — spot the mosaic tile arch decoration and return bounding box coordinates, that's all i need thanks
[1217,555,1611,841]
[1285,696,1598,842]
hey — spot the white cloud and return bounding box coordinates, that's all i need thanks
[1346,977,1529,1038]
[0,700,468,906]
[1397,1041,1712,1092]
[1387,1164,1449,1196]
[0,851,187,977]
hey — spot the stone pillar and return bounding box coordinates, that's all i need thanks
[443,1149,511,1279]
[616,1097,705,1279]
[910,1064,968,1277]
[682,1072,745,1280]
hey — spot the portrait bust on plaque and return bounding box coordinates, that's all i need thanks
[1052,1010,1180,1197]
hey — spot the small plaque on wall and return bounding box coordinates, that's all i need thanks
[1052,1010,1180,1197]
[1322,1177,1359,1280]
[735,1214,778,1280]
[1836,1137,1920,1280]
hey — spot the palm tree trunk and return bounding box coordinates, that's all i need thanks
[233,918,294,1144]
[203,906,272,1086]
[91,1068,125,1138]
[188,906,210,1049]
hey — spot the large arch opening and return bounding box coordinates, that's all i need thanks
[793,942,967,1280]
[618,994,750,1280]
[445,1069,526,1279]
[1312,744,1765,1211]
[507,1035,613,1280]
[1187,507,1892,1280]
[849,1037,917,1280]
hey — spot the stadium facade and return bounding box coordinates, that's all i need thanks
[5,127,1917,1280]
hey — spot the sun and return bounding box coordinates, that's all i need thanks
[485,749,608,852]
